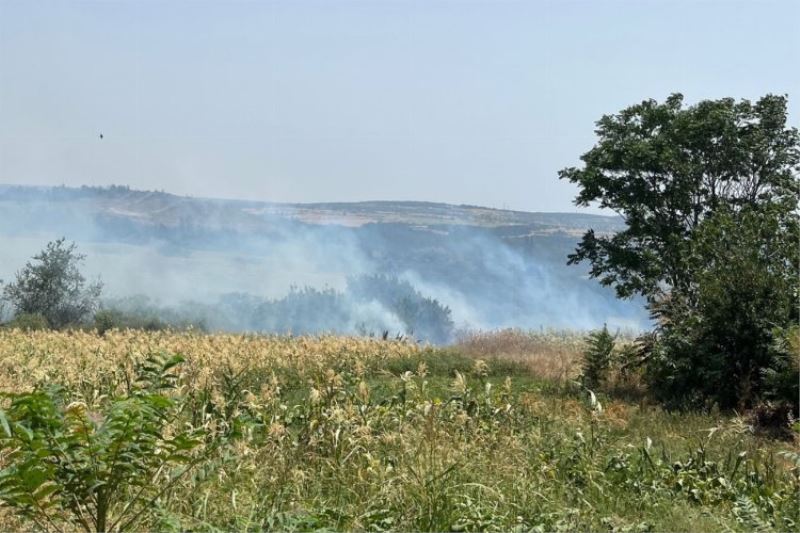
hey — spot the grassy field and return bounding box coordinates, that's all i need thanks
[0,329,798,532]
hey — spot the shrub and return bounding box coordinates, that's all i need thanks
[760,326,800,422]
[581,325,615,388]
[645,209,798,410]
[249,277,455,343]
[0,353,206,532]
[4,312,50,331]
[255,286,351,335]
[93,309,123,335]
[748,401,796,440]
[93,308,168,334]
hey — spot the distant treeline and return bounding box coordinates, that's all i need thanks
[0,239,454,342]
[98,275,454,343]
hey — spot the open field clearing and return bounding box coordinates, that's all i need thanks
[0,329,798,532]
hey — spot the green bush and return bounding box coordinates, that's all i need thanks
[581,325,616,388]
[0,353,206,532]
[761,326,800,415]
[93,309,168,334]
[645,209,799,411]
[93,309,122,335]
[4,312,50,331]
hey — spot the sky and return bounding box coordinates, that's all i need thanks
[0,0,798,213]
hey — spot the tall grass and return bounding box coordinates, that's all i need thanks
[455,328,585,383]
[0,329,797,532]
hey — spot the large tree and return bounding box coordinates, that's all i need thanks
[559,93,799,305]
[561,94,800,409]
[3,238,103,328]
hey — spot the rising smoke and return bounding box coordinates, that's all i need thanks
[0,186,648,342]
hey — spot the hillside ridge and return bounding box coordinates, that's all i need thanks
[0,183,623,234]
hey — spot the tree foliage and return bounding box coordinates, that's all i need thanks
[562,94,800,409]
[560,93,799,303]
[646,207,799,408]
[347,274,454,343]
[2,238,103,329]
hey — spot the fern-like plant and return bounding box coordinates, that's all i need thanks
[581,324,616,388]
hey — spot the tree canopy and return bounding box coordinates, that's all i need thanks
[2,238,103,328]
[561,93,800,409]
[559,93,799,303]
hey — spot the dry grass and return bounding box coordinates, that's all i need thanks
[0,328,421,396]
[0,328,797,532]
[455,328,585,383]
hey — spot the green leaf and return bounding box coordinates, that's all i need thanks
[0,410,11,438]
[32,482,60,502]
[162,354,185,372]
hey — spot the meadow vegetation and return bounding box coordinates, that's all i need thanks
[1,329,797,532]
[1,92,797,532]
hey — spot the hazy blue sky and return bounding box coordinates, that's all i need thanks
[1,0,798,212]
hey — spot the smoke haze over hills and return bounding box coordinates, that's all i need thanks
[0,185,647,340]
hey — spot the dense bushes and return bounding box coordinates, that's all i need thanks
[3,312,50,331]
[643,208,799,411]
[254,286,352,335]
[93,308,170,334]
[347,275,454,343]
[91,276,455,343]
[2,241,453,343]
[761,326,800,409]
[250,276,454,343]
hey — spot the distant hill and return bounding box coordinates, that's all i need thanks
[0,184,623,236]
[0,184,645,334]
